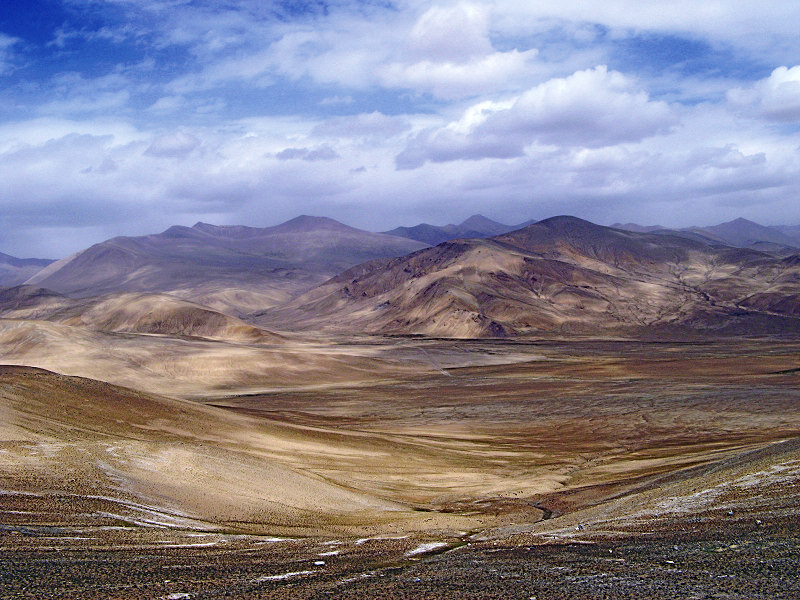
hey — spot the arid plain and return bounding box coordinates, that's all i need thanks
[2,217,800,598]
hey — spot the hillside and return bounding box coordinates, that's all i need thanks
[257,216,800,337]
[24,216,427,314]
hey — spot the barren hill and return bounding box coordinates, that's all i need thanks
[24,216,426,314]
[257,216,800,337]
[0,288,277,342]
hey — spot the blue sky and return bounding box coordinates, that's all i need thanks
[2,1,800,257]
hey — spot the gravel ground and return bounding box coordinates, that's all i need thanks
[2,519,799,599]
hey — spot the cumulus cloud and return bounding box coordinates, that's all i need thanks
[378,4,538,98]
[396,66,676,169]
[167,2,539,99]
[727,65,800,121]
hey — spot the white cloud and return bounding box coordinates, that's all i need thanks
[0,33,20,75]
[379,49,537,100]
[312,112,411,140]
[167,3,539,99]
[408,4,494,62]
[397,66,675,168]
[727,65,800,122]
[148,95,187,112]
[377,3,538,98]
[275,144,339,161]
[144,131,200,158]
[492,1,800,63]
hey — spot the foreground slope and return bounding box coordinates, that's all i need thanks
[25,216,426,314]
[0,366,429,535]
[258,216,800,337]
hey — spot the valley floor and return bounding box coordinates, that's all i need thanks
[2,337,800,597]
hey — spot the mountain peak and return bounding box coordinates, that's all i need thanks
[461,214,502,227]
[273,215,356,233]
[535,215,596,230]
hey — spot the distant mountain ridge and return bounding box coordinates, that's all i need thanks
[257,216,800,338]
[613,218,800,253]
[0,252,54,287]
[23,216,427,314]
[383,214,537,245]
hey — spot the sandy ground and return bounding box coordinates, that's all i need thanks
[2,337,800,597]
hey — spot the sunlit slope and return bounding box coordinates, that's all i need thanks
[0,318,427,397]
[0,366,481,535]
[0,288,278,342]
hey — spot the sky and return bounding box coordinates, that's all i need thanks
[2,1,800,258]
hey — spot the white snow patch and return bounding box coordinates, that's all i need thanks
[405,541,449,556]
[355,535,408,545]
[255,570,317,582]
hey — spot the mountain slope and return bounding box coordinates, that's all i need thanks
[24,217,427,314]
[0,252,53,287]
[257,216,800,337]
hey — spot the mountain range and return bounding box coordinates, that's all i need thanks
[3,214,800,339]
[21,216,426,315]
[257,216,800,337]
[0,252,53,288]
[383,214,537,245]
[612,217,800,254]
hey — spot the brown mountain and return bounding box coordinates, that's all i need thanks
[256,216,800,338]
[24,216,426,315]
[0,252,53,287]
